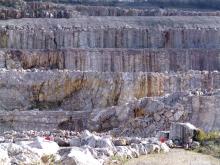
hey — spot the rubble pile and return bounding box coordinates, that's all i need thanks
[0,130,170,165]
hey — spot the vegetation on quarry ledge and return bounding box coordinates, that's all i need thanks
[194,130,220,158]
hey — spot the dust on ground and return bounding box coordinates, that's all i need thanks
[125,149,220,165]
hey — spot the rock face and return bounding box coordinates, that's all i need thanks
[0,70,218,112]
[2,49,220,72]
[2,1,220,19]
[89,92,220,135]
[1,17,220,49]
[0,0,219,136]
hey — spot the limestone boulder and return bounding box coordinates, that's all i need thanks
[0,143,41,165]
[143,143,161,154]
[164,111,173,119]
[128,137,142,144]
[70,137,81,147]
[154,113,161,122]
[81,131,114,149]
[165,140,174,148]
[61,147,102,165]
[174,111,185,121]
[160,143,170,153]
[95,148,114,157]
[96,137,114,149]
[28,137,59,156]
[81,130,93,139]
[191,141,200,149]
[115,146,139,159]
[0,148,10,165]
[131,143,148,155]
[0,136,5,143]
[55,137,70,147]
[113,139,127,146]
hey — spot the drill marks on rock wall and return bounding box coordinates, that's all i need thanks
[2,49,220,72]
[1,17,220,49]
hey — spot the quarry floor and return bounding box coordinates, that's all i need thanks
[125,149,220,165]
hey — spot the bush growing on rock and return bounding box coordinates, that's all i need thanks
[195,130,220,143]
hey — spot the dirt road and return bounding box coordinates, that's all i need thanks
[125,149,220,165]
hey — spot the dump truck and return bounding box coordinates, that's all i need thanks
[156,122,199,148]
[169,122,199,147]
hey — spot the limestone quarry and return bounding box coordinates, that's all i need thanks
[0,0,219,164]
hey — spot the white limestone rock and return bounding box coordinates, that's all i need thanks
[131,143,148,155]
[174,111,185,121]
[61,147,102,165]
[81,131,114,149]
[0,143,41,165]
[160,143,170,153]
[0,148,10,165]
[115,146,139,159]
[28,137,59,156]
[70,137,81,147]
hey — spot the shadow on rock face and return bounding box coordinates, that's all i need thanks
[58,117,85,132]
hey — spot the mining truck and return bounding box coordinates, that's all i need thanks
[157,122,199,148]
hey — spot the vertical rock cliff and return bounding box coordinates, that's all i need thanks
[0,0,219,135]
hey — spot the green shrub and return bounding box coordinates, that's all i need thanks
[193,130,220,158]
[195,130,220,143]
[208,131,220,141]
[194,142,220,158]
[195,129,207,142]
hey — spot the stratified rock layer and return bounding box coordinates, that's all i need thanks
[2,2,220,19]
[0,0,219,136]
[0,17,220,49]
[0,70,218,111]
[0,110,89,132]
[1,49,220,72]
[0,91,219,133]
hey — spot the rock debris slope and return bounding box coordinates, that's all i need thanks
[0,0,219,135]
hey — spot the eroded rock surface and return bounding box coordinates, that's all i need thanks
[89,91,220,135]
[0,1,219,164]
[0,0,219,147]
[0,69,218,111]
